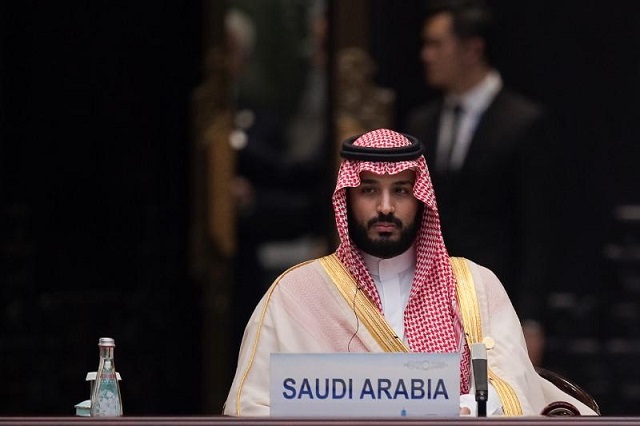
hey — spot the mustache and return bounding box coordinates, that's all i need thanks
[367,213,403,228]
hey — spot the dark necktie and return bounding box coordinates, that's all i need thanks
[440,104,463,173]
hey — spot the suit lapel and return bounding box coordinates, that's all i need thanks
[460,89,507,174]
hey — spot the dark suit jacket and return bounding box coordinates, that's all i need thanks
[404,88,558,322]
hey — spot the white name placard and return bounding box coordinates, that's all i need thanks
[270,352,460,417]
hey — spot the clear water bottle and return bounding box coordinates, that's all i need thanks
[90,337,123,416]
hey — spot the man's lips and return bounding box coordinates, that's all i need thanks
[372,222,397,232]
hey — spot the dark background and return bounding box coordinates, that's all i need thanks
[2,0,640,416]
[1,0,202,415]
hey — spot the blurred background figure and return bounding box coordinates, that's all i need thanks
[402,0,556,366]
[335,47,395,144]
[225,1,331,351]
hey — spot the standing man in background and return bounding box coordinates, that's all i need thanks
[403,0,556,365]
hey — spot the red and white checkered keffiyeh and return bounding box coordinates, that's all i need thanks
[333,128,471,393]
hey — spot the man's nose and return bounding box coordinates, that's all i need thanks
[377,192,395,215]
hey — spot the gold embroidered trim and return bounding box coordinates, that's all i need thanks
[319,254,409,353]
[489,371,522,416]
[234,259,315,416]
[451,257,523,416]
[451,257,482,343]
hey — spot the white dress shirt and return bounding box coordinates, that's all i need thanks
[437,71,503,172]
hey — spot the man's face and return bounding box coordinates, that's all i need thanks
[347,170,422,259]
[420,12,468,91]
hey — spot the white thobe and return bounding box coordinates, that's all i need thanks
[363,248,502,415]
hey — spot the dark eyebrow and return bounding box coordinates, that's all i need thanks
[360,179,378,185]
[394,180,415,186]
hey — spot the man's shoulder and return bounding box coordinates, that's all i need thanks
[452,257,503,287]
[272,256,329,288]
[491,88,545,119]
[404,98,442,132]
[408,98,441,118]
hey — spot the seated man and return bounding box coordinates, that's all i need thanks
[224,128,597,416]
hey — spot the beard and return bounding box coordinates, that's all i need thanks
[348,204,423,259]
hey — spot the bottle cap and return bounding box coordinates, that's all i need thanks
[98,337,115,347]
